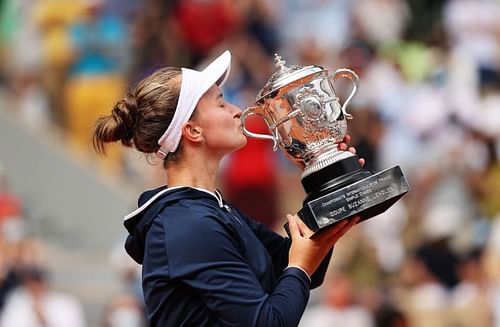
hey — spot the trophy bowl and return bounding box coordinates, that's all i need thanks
[241,54,410,236]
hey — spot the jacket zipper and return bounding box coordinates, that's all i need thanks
[223,204,244,225]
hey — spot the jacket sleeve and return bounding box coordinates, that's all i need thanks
[238,209,333,289]
[163,215,311,327]
[236,210,291,275]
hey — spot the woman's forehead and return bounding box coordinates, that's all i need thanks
[197,85,222,111]
[205,84,222,98]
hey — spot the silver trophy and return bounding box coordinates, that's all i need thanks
[241,54,409,236]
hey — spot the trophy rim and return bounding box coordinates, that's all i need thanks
[256,64,326,103]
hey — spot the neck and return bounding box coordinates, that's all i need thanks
[166,149,220,192]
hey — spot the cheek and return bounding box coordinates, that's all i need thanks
[204,115,233,138]
[215,114,236,130]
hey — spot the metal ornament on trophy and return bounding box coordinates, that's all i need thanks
[241,54,410,237]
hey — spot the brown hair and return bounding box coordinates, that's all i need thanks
[93,67,184,163]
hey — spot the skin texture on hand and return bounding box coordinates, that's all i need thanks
[339,134,365,167]
[286,214,360,277]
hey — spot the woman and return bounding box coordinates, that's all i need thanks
[93,50,360,326]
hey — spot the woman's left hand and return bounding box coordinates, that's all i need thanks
[291,134,364,171]
[338,134,365,167]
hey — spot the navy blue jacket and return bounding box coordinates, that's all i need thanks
[124,186,332,327]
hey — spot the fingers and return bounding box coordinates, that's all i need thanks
[337,134,355,153]
[314,219,349,242]
[342,216,360,232]
[294,161,306,170]
[325,216,361,245]
[288,213,360,244]
[294,215,314,238]
[337,135,366,168]
[324,216,360,244]
[286,214,302,239]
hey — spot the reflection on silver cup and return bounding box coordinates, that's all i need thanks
[242,54,410,236]
[242,55,358,179]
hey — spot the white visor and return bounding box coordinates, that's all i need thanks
[156,50,231,159]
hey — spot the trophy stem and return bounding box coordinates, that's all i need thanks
[302,148,354,179]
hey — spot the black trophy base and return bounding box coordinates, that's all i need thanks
[285,155,410,238]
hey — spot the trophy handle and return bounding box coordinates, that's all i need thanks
[241,105,278,151]
[330,68,359,119]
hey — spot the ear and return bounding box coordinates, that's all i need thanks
[181,122,204,145]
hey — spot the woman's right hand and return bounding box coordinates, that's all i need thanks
[286,214,359,277]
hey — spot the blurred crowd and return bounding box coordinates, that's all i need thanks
[1,0,500,326]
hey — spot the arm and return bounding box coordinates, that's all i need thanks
[235,209,291,274]
[230,134,362,287]
[237,209,333,289]
[165,216,310,327]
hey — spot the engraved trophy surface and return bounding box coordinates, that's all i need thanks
[241,54,410,236]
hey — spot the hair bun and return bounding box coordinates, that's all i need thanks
[93,94,139,154]
[112,93,138,142]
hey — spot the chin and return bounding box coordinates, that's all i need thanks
[232,137,247,152]
[240,135,248,147]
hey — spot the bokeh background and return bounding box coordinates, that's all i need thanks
[1,0,500,326]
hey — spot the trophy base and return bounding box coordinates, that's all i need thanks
[285,155,410,237]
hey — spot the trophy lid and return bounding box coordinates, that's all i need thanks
[256,54,325,102]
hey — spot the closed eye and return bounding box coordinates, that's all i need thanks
[218,93,225,107]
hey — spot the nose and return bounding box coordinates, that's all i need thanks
[231,103,242,118]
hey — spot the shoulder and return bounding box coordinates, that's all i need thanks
[148,202,246,278]
[159,202,241,249]
[158,198,227,224]
[153,200,240,249]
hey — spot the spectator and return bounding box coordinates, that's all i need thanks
[0,164,23,241]
[0,244,19,313]
[300,272,374,327]
[64,0,129,172]
[102,292,145,327]
[172,0,244,65]
[32,0,83,127]
[0,266,86,327]
[449,248,492,327]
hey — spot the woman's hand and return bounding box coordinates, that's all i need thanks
[286,214,360,277]
[291,134,364,171]
[338,134,365,167]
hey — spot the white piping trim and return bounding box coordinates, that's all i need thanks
[123,186,224,221]
[194,187,224,208]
